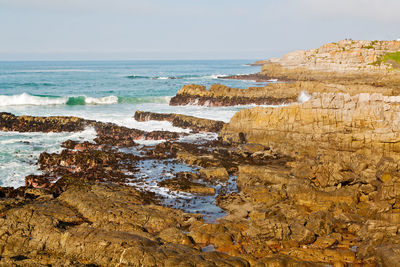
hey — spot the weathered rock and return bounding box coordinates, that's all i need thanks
[254,255,325,267]
[94,121,184,147]
[262,40,400,72]
[38,148,138,184]
[134,110,226,133]
[287,248,356,264]
[376,245,400,267]
[0,182,251,266]
[170,84,297,106]
[221,92,400,171]
[200,167,229,181]
[0,112,89,132]
[158,177,216,195]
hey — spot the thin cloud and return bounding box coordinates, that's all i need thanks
[0,0,158,14]
[296,0,400,23]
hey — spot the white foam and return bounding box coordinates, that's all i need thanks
[0,93,68,106]
[85,95,118,105]
[0,93,120,106]
[179,132,218,143]
[298,91,311,103]
[157,77,169,80]
[209,74,227,79]
[0,127,97,188]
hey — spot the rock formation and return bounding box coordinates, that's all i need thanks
[134,110,226,133]
[169,84,297,106]
[219,92,400,265]
[266,39,400,72]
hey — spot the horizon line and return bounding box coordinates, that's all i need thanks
[0,58,263,63]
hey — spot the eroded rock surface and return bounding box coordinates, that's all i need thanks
[169,84,297,106]
[134,110,226,133]
[216,92,400,265]
[265,39,400,72]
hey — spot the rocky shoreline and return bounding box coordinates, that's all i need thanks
[1,40,400,266]
[169,84,298,106]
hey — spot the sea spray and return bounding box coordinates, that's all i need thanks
[0,93,68,106]
[298,91,311,103]
[0,93,119,106]
[0,127,97,188]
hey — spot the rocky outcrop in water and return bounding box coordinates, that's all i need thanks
[0,113,185,147]
[169,84,297,106]
[134,110,226,133]
[94,122,183,147]
[0,112,89,132]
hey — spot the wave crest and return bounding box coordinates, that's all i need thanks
[126,74,228,80]
[0,93,170,106]
[0,93,119,106]
[0,93,67,106]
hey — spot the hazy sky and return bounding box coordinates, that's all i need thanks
[0,0,399,60]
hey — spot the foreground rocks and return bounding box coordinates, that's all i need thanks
[0,119,306,266]
[0,180,252,266]
[2,100,400,265]
[218,91,400,265]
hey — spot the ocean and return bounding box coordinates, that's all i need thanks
[0,60,265,188]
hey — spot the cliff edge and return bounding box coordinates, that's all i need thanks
[263,39,400,72]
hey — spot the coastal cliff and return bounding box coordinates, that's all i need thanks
[265,39,400,72]
[170,40,400,108]
[219,92,400,265]
[221,92,400,159]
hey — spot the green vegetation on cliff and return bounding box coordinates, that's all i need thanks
[372,51,400,68]
[383,51,400,67]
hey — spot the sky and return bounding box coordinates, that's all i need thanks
[0,0,399,60]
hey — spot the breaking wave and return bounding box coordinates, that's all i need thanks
[126,74,228,80]
[0,93,171,106]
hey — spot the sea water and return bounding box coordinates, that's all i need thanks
[0,60,270,187]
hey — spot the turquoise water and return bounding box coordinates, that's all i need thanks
[0,60,265,187]
[0,60,261,102]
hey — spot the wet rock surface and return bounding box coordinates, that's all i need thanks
[134,110,226,133]
[169,84,297,106]
[0,112,89,132]
[0,112,310,265]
